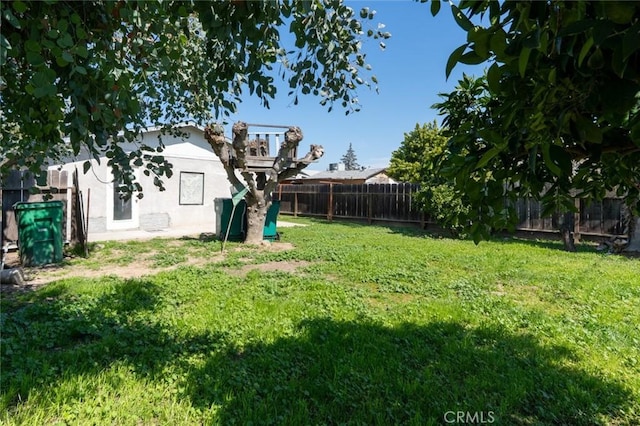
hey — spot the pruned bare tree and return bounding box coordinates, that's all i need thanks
[205,121,324,244]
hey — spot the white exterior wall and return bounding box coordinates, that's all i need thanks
[53,125,232,235]
[135,155,230,231]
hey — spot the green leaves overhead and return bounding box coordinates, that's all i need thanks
[1,0,387,194]
[518,47,530,77]
[430,0,441,17]
[433,0,640,244]
[603,1,636,24]
[446,44,468,79]
[280,0,388,114]
[450,4,473,32]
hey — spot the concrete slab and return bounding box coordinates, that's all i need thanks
[87,221,305,242]
[88,226,208,242]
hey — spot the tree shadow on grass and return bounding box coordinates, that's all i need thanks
[1,283,636,425]
[1,278,228,416]
[488,234,595,253]
[291,216,605,255]
[383,224,605,254]
[178,232,219,243]
[184,318,635,425]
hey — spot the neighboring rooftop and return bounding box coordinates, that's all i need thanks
[302,167,388,182]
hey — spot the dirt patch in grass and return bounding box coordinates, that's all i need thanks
[224,242,311,277]
[363,283,419,310]
[225,260,313,277]
[1,241,299,293]
[1,252,220,292]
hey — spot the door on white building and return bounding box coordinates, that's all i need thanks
[106,177,139,230]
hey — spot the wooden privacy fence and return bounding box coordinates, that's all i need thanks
[277,183,626,237]
[277,183,425,225]
[1,169,86,247]
[512,197,626,237]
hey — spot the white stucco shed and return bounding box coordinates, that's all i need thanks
[53,125,232,237]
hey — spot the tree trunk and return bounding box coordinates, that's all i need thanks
[560,226,576,252]
[245,197,269,244]
[205,121,324,247]
[626,217,640,252]
[555,211,576,252]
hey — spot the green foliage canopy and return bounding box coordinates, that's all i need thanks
[387,121,469,235]
[0,0,389,194]
[433,0,640,242]
[387,121,447,183]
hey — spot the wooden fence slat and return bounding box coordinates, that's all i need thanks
[1,170,78,245]
[275,183,626,236]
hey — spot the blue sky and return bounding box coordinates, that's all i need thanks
[228,1,483,171]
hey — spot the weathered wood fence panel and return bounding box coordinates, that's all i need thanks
[513,197,626,236]
[580,198,625,235]
[278,183,424,225]
[277,183,626,237]
[1,170,80,245]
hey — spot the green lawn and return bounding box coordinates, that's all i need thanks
[1,219,639,425]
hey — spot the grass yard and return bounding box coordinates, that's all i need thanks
[1,219,639,425]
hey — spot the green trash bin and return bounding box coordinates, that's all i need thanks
[14,201,64,266]
[263,200,280,241]
[219,198,246,242]
[217,198,280,242]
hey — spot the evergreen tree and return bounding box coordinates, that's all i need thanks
[340,143,361,170]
